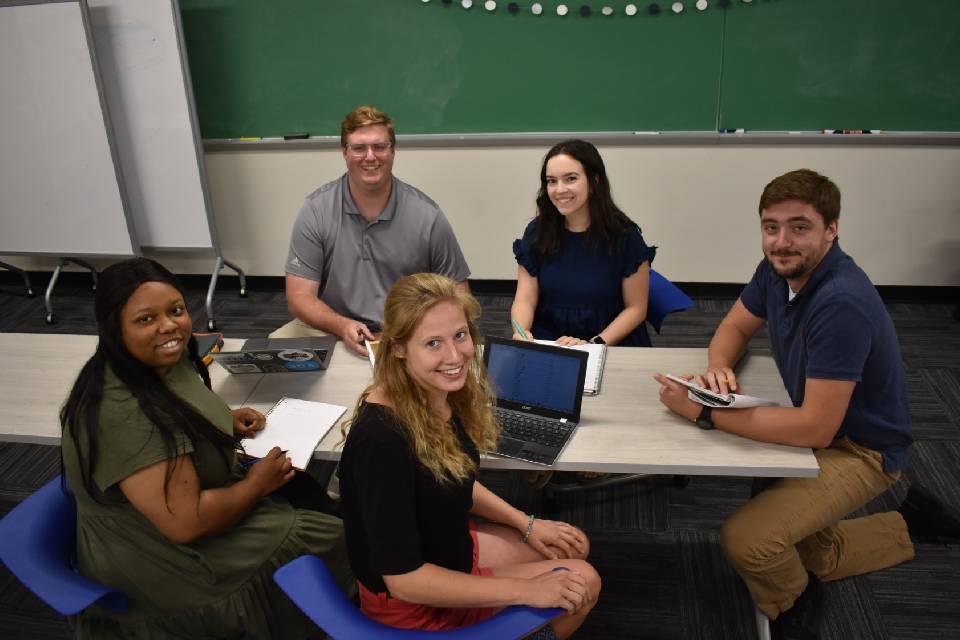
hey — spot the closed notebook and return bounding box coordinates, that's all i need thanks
[664,374,780,409]
[534,340,606,395]
[241,397,346,470]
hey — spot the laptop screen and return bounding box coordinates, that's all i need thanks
[483,336,588,419]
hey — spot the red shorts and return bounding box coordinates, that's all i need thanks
[358,521,496,631]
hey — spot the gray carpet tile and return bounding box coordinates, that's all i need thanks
[676,529,757,640]
[817,574,889,640]
[546,476,671,533]
[905,369,960,441]
[902,441,960,510]
[579,530,683,640]
[667,476,754,532]
[0,582,71,640]
[200,288,293,338]
[0,291,42,333]
[0,443,60,502]
[868,543,960,640]
[916,368,960,439]
[479,470,671,534]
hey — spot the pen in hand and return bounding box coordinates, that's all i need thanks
[242,449,288,468]
[511,319,532,341]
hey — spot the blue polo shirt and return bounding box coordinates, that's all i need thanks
[739,242,912,472]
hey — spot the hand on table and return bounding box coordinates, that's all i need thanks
[653,373,701,422]
[232,407,266,438]
[555,336,588,346]
[526,518,589,560]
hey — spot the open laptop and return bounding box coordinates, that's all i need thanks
[482,335,589,466]
[210,336,336,374]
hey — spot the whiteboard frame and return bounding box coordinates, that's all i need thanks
[0,0,139,258]
[87,0,221,253]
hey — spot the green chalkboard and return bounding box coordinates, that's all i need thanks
[179,0,724,138]
[720,0,960,132]
[179,0,960,138]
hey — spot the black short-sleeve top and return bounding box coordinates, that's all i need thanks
[339,402,479,595]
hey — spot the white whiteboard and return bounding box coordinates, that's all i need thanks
[0,0,137,257]
[88,0,216,249]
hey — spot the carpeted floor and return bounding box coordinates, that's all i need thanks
[1,273,958,639]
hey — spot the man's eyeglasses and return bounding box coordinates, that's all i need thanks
[344,142,393,157]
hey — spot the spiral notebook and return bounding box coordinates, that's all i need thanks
[534,340,607,395]
[241,398,347,470]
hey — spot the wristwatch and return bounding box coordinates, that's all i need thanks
[589,335,606,345]
[695,405,715,430]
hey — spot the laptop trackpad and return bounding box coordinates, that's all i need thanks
[496,437,525,457]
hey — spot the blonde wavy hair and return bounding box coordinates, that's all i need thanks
[342,273,499,484]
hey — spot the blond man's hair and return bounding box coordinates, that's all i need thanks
[340,105,396,147]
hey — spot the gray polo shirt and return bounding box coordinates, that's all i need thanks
[285,174,470,325]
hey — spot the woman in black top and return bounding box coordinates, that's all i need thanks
[339,273,601,637]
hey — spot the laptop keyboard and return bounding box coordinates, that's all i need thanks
[495,408,572,448]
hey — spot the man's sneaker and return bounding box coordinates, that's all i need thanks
[770,571,825,640]
[898,484,960,545]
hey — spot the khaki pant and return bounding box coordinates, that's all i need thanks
[720,437,914,619]
[269,318,332,339]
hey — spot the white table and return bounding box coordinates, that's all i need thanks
[0,333,257,445]
[241,342,819,478]
[0,333,817,477]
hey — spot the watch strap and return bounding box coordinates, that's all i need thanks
[696,404,715,430]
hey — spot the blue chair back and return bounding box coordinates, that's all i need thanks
[0,476,127,616]
[274,554,562,639]
[647,269,694,334]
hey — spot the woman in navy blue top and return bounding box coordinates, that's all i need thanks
[511,139,656,347]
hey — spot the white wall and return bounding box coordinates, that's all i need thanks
[7,144,960,286]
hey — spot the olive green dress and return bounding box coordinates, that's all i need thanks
[61,355,354,639]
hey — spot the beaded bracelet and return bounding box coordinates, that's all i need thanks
[521,514,536,543]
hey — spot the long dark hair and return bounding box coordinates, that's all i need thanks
[60,258,235,503]
[533,139,636,257]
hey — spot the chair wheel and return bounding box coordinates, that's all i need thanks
[46,312,57,325]
[207,319,217,332]
[27,288,35,297]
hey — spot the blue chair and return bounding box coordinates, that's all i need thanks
[274,554,562,639]
[0,476,127,616]
[647,269,694,334]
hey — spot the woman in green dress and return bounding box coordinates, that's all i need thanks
[60,257,353,639]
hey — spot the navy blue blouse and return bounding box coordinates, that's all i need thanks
[513,220,656,347]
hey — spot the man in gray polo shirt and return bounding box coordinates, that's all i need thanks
[273,105,470,356]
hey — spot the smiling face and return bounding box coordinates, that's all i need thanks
[120,281,192,376]
[761,199,838,291]
[342,124,395,194]
[394,299,474,412]
[545,153,592,229]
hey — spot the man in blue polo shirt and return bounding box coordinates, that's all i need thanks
[655,169,915,639]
